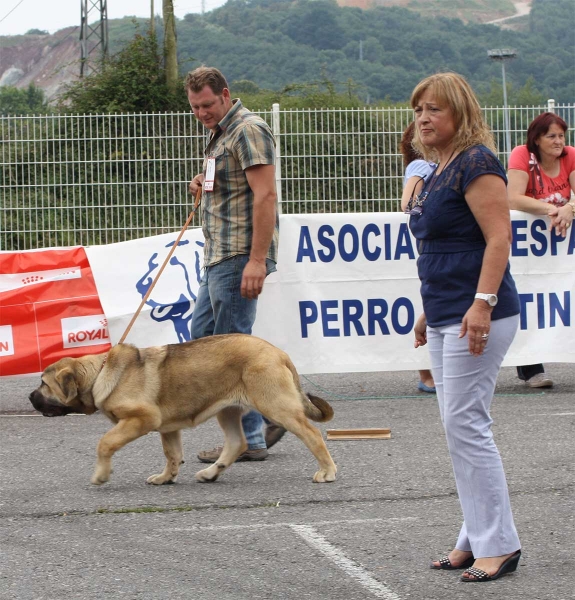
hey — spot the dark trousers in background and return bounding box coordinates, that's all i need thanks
[516,364,545,380]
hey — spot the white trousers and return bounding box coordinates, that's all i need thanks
[427,314,521,558]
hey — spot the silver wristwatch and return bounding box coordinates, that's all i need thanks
[475,293,498,307]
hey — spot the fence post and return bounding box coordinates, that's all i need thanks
[547,99,556,113]
[272,103,282,214]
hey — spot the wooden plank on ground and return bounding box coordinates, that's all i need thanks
[326,428,391,440]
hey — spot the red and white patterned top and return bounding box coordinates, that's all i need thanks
[508,144,575,206]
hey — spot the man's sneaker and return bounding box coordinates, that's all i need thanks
[197,446,269,463]
[265,423,287,449]
[526,373,553,388]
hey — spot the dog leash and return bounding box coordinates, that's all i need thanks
[99,188,202,371]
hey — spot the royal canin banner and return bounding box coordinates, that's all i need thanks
[1,212,574,377]
[0,247,110,376]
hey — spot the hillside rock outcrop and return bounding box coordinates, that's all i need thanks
[0,28,81,101]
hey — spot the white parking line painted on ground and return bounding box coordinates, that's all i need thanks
[162,517,409,597]
[0,414,43,417]
[0,414,86,417]
[290,524,401,600]
[164,516,416,532]
[527,412,575,417]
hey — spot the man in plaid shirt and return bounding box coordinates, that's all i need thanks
[186,67,284,462]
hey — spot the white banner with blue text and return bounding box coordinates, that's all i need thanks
[85,212,575,374]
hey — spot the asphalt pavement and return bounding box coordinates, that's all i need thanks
[1,365,574,600]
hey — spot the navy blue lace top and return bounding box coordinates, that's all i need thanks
[408,145,520,328]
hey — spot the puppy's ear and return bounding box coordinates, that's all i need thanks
[55,367,78,404]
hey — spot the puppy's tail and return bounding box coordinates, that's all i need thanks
[302,393,334,423]
[284,354,334,422]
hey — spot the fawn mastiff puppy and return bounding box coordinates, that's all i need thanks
[29,334,337,486]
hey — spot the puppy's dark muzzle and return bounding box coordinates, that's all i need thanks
[28,390,75,417]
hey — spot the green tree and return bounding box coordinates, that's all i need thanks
[59,31,186,113]
[513,77,547,105]
[231,79,261,95]
[479,76,546,106]
[283,0,346,50]
[0,84,48,116]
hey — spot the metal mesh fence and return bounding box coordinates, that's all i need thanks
[1,112,207,249]
[1,101,573,251]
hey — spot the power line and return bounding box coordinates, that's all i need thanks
[0,0,25,25]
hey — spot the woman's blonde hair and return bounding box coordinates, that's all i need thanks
[410,72,496,160]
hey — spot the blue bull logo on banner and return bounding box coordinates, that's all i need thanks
[135,239,204,342]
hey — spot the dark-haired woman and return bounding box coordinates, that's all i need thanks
[508,112,575,388]
[399,122,436,393]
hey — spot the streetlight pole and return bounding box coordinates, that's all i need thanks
[487,48,517,160]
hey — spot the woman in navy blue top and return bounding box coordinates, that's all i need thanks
[407,73,521,582]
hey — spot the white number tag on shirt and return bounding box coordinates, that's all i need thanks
[204,156,216,192]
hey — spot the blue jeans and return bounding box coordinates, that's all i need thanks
[191,254,276,450]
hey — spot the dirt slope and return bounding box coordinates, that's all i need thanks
[337,0,532,24]
[0,28,81,101]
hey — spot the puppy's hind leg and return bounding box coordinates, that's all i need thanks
[147,430,184,485]
[278,414,337,483]
[195,406,247,483]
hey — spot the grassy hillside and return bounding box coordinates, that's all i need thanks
[166,0,571,103]
[2,0,571,108]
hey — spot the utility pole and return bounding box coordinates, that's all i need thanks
[151,0,155,36]
[80,0,109,77]
[163,0,178,94]
[487,48,517,159]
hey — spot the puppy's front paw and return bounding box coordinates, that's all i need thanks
[91,463,111,485]
[147,473,176,485]
[312,469,336,483]
[91,473,109,485]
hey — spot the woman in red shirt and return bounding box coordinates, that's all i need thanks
[508,112,575,388]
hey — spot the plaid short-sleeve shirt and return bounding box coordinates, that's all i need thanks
[200,99,279,267]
